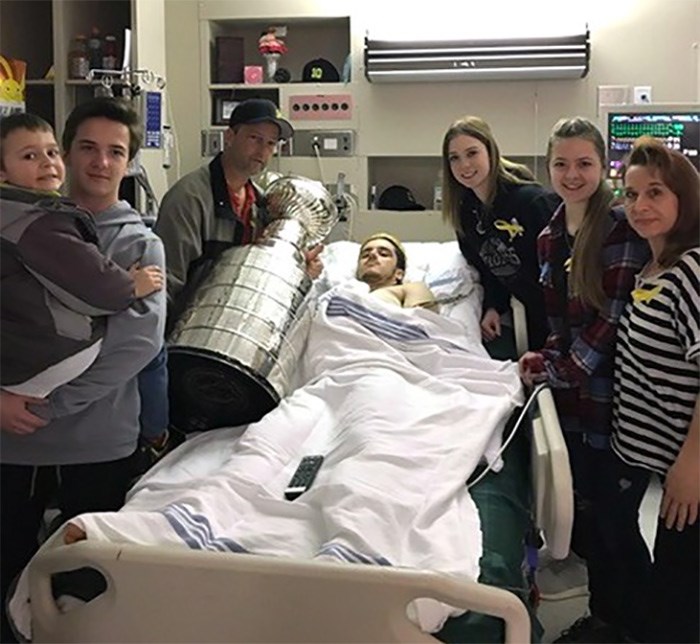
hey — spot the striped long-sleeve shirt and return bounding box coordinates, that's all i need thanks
[535,205,649,434]
[612,248,700,475]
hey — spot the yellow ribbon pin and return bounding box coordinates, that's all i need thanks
[494,218,524,241]
[631,285,662,304]
[564,257,572,273]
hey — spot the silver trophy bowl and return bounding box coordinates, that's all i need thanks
[167,176,339,432]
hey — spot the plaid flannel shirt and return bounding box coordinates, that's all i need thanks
[535,205,649,434]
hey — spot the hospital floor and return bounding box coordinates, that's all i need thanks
[536,477,663,642]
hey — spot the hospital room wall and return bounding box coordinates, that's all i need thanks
[163,0,700,183]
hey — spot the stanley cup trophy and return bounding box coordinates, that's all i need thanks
[167,176,339,432]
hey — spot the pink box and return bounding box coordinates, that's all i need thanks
[244,66,263,84]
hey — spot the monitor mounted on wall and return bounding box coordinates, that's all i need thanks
[602,104,700,179]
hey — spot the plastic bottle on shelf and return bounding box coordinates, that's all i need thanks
[102,35,118,70]
[68,35,89,79]
[87,27,102,70]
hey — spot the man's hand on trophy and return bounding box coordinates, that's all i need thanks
[304,244,324,279]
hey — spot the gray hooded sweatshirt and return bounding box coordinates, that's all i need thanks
[1,201,166,465]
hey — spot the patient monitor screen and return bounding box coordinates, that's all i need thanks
[607,111,700,177]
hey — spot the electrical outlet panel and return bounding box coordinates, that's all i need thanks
[288,94,353,120]
[633,85,652,104]
[281,130,355,157]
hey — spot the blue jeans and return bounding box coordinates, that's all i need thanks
[137,346,169,441]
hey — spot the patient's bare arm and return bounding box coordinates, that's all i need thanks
[372,282,436,309]
[402,282,436,309]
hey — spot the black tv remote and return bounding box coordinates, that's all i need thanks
[284,455,324,500]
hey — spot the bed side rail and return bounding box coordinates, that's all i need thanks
[531,386,574,559]
[29,542,531,644]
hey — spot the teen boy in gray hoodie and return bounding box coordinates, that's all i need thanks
[0,98,166,643]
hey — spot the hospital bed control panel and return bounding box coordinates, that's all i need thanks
[285,455,325,500]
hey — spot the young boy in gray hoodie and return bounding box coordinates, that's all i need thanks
[0,99,167,643]
[0,112,163,398]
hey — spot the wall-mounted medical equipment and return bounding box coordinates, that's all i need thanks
[603,104,700,177]
[280,129,355,157]
[288,93,353,121]
[84,67,168,220]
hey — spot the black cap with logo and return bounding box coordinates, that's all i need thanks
[228,98,294,140]
[302,58,340,82]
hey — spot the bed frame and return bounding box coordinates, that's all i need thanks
[27,216,573,643]
[27,386,572,644]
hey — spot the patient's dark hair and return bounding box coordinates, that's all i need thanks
[359,233,406,271]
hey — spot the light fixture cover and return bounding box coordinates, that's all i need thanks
[364,31,590,82]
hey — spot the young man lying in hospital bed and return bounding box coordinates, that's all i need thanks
[15,233,525,636]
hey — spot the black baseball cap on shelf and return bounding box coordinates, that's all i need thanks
[302,58,340,82]
[228,98,294,140]
[378,185,426,211]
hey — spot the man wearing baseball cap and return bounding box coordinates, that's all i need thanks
[155,98,318,327]
[228,97,294,141]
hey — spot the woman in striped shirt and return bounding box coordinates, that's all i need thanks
[612,137,699,644]
[519,117,650,643]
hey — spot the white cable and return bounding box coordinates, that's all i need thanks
[312,138,326,185]
[467,382,549,489]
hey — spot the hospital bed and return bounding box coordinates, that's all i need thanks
[19,233,573,644]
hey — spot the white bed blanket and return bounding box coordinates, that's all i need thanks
[11,285,523,637]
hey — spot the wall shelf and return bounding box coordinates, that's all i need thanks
[368,156,443,211]
[209,82,351,91]
[351,209,454,243]
[206,17,350,85]
[0,0,132,129]
[201,14,351,130]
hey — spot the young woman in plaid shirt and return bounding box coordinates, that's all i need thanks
[519,117,649,643]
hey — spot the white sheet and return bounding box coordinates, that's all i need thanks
[11,285,522,638]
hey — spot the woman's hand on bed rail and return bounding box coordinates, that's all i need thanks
[304,244,324,279]
[64,523,87,544]
[519,352,547,387]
